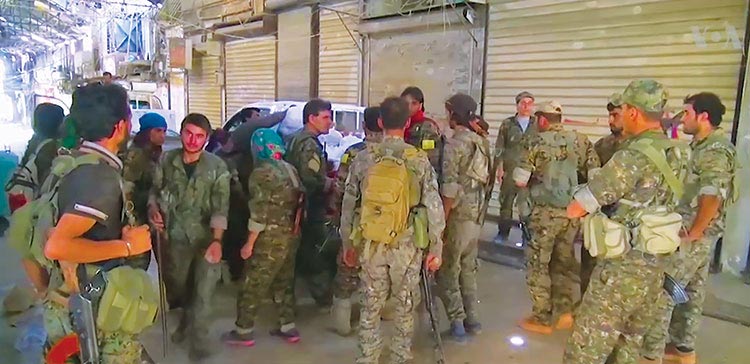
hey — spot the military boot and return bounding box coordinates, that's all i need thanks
[332,297,352,336]
[664,345,696,364]
[446,320,468,344]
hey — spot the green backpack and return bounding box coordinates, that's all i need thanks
[6,152,103,268]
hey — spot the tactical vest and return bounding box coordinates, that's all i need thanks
[529,131,579,208]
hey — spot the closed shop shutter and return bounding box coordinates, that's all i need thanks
[225,37,277,118]
[188,55,222,127]
[319,1,361,104]
[484,0,747,219]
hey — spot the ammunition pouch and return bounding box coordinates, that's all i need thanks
[582,212,631,259]
[96,265,158,335]
[411,205,429,250]
[663,273,689,304]
[633,209,683,255]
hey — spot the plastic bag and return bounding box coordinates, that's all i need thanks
[13,305,46,364]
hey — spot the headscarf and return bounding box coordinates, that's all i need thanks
[251,128,285,161]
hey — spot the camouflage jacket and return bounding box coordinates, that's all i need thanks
[494,115,539,174]
[150,149,231,246]
[517,124,600,208]
[405,118,444,179]
[285,129,330,221]
[441,127,491,222]
[122,144,161,225]
[330,134,382,225]
[573,130,691,228]
[247,159,305,232]
[341,136,445,256]
[594,133,625,166]
[678,129,736,238]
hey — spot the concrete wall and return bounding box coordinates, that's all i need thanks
[277,6,312,101]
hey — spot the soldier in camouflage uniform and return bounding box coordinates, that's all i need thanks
[641,93,736,364]
[514,101,600,335]
[401,86,444,177]
[330,106,383,336]
[122,113,167,270]
[222,128,305,346]
[285,99,337,306]
[494,91,539,241]
[341,97,445,364]
[581,95,627,295]
[563,80,691,364]
[148,113,231,361]
[436,94,489,342]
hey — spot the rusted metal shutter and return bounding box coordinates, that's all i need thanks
[319,1,361,104]
[187,55,222,127]
[225,37,277,118]
[483,0,747,219]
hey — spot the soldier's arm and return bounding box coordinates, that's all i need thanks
[422,158,446,258]
[440,139,462,220]
[572,149,643,213]
[580,136,602,181]
[331,148,354,225]
[298,140,331,195]
[246,166,275,233]
[340,158,362,251]
[209,160,231,241]
[148,153,166,211]
[494,122,506,171]
[121,149,144,198]
[513,141,536,187]
[687,147,734,237]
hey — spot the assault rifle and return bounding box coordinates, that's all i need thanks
[421,264,446,364]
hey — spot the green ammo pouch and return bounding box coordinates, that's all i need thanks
[412,206,429,250]
[96,266,158,335]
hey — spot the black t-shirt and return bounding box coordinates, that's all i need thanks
[57,160,148,268]
[183,160,199,179]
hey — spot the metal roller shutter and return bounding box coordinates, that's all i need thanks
[188,55,222,128]
[225,37,277,117]
[484,0,747,219]
[319,1,361,104]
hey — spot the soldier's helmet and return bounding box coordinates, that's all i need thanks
[618,79,669,113]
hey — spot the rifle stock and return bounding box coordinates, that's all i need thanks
[477,156,501,225]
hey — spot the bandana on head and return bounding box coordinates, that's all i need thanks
[251,128,285,161]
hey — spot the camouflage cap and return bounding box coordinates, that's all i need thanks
[515,91,535,104]
[536,100,563,115]
[608,93,623,107]
[619,79,668,113]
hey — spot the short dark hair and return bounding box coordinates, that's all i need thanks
[379,97,410,130]
[70,83,131,142]
[103,72,112,77]
[684,92,726,127]
[303,99,332,124]
[445,93,478,125]
[400,86,425,112]
[33,103,65,138]
[606,103,621,112]
[363,106,382,132]
[181,113,212,134]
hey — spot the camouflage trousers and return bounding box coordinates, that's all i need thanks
[580,241,597,297]
[236,227,300,329]
[357,240,422,364]
[436,217,481,323]
[334,246,360,299]
[296,219,338,305]
[164,238,221,351]
[526,206,579,325]
[43,300,142,364]
[641,236,716,359]
[563,251,665,364]
[498,170,532,226]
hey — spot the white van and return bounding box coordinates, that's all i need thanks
[222,100,365,135]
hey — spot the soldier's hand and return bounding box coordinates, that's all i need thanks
[566,201,588,219]
[148,206,165,231]
[342,248,357,268]
[425,253,441,272]
[240,241,255,260]
[680,229,702,244]
[496,168,504,184]
[204,240,223,264]
[122,225,152,256]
